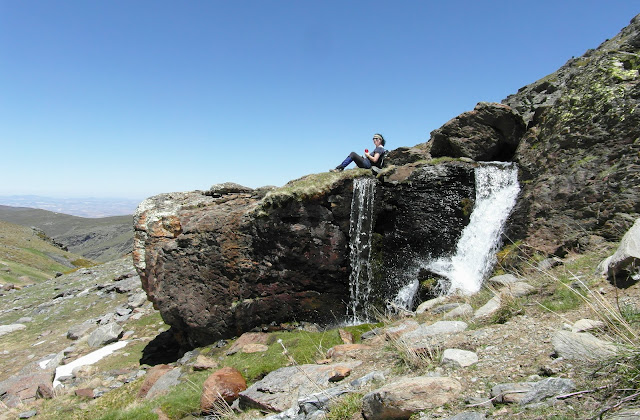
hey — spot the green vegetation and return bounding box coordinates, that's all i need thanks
[0,220,90,284]
[259,170,371,211]
[326,392,364,420]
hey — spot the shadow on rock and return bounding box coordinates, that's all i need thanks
[140,328,186,366]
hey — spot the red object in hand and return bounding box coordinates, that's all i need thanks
[365,149,369,153]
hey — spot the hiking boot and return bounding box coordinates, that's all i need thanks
[330,167,344,173]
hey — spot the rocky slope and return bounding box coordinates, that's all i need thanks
[0,205,134,263]
[1,231,640,419]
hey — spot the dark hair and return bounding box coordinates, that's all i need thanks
[374,133,386,146]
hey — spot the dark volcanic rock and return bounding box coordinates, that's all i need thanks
[430,102,526,162]
[134,166,475,348]
[504,14,640,254]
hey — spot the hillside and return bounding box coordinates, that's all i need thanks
[0,219,92,286]
[0,205,133,263]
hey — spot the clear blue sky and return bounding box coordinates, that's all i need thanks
[1,1,638,200]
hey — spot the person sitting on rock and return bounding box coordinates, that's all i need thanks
[330,133,386,172]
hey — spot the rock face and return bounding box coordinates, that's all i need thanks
[134,165,478,348]
[502,15,640,254]
[430,102,526,161]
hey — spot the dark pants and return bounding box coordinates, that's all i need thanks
[339,152,371,169]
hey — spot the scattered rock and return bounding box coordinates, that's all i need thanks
[488,274,519,286]
[443,303,473,319]
[87,323,123,347]
[193,355,219,371]
[239,362,360,412]
[339,328,354,344]
[362,376,462,420]
[67,320,96,340]
[0,323,27,337]
[200,367,247,414]
[598,218,640,284]
[442,348,479,368]
[491,377,574,405]
[75,388,95,399]
[473,296,501,319]
[226,332,270,355]
[137,364,173,399]
[552,330,617,361]
[572,318,605,333]
[326,344,371,359]
[416,296,448,314]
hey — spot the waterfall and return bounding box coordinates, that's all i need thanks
[346,177,377,324]
[426,162,520,295]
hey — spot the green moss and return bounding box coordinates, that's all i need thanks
[259,170,371,211]
[460,197,474,217]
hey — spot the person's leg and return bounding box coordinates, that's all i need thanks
[334,155,353,170]
[349,152,371,169]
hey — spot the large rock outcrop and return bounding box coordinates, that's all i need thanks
[134,162,484,348]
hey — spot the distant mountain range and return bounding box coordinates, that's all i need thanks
[0,195,142,218]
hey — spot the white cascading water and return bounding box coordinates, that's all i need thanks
[425,162,520,295]
[346,177,377,324]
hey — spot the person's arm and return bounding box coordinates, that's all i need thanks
[365,151,380,163]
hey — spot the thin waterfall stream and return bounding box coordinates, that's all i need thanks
[346,177,377,324]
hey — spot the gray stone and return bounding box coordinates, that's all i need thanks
[362,376,462,420]
[128,291,148,308]
[239,362,360,412]
[443,412,486,420]
[441,348,479,368]
[146,367,182,400]
[443,303,473,319]
[67,321,96,340]
[552,330,617,361]
[500,282,535,298]
[571,318,605,333]
[488,274,519,285]
[492,377,574,406]
[0,324,26,337]
[416,296,448,314]
[400,321,468,349]
[598,218,640,282]
[473,296,501,319]
[432,303,462,314]
[87,323,123,347]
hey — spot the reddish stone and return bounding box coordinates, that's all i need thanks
[137,364,173,399]
[200,367,247,414]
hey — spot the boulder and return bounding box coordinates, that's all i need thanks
[552,330,617,361]
[134,164,476,348]
[87,323,123,347]
[362,376,462,419]
[200,367,247,414]
[598,218,640,284]
[239,362,360,412]
[441,348,479,368]
[429,102,525,162]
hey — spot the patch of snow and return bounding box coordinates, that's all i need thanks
[53,341,128,388]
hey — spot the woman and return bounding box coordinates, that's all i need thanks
[331,133,386,172]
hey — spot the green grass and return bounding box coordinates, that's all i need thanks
[217,328,344,383]
[326,392,363,420]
